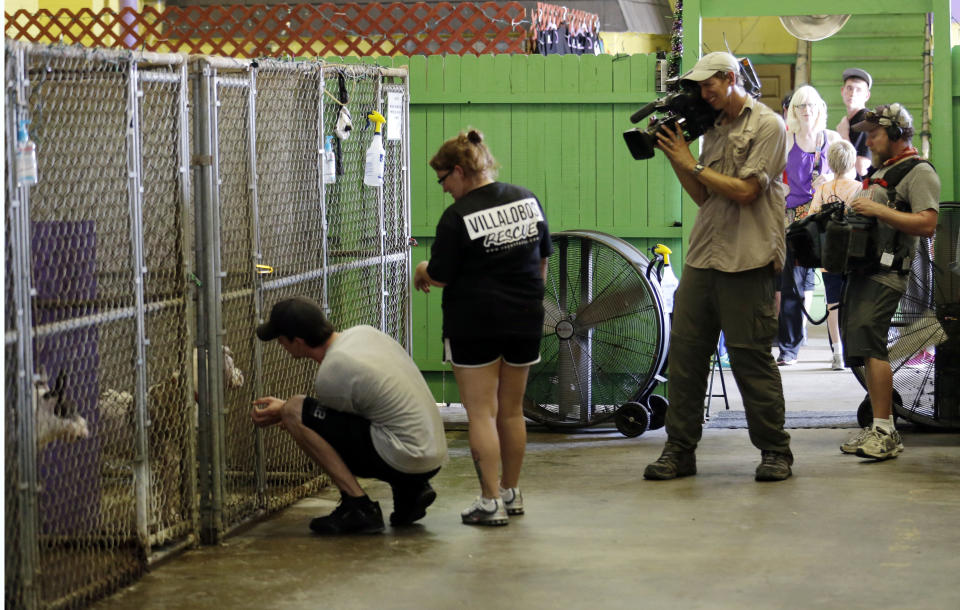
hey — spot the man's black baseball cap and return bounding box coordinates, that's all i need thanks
[256,296,327,342]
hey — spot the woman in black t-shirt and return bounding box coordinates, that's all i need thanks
[414,129,552,527]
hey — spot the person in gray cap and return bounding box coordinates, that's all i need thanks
[836,67,873,178]
[644,51,794,482]
[840,104,939,460]
[251,296,448,534]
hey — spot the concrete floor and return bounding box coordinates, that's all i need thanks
[95,326,960,610]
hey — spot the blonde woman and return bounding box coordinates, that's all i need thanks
[777,85,842,365]
[810,140,862,370]
[414,129,551,526]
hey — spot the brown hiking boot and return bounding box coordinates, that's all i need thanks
[755,450,793,481]
[644,450,696,480]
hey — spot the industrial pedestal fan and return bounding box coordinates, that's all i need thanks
[523,231,671,437]
[852,202,960,428]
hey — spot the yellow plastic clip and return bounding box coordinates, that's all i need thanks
[255,264,274,275]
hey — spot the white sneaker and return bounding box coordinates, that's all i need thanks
[831,352,844,370]
[460,497,508,526]
[840,427,869,454]
[500,487,524,515]
[855,427,904,460]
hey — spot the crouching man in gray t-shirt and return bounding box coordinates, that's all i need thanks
[252,296,448,535]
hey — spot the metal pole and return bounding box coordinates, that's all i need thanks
[192,61,224,544]
[208,67,228,540]
[376,73,387,332]
[246,65,268,507]
[401,71,412,352]
[126,58,152,552]
[920,13,932,160]
[9,41,41,610]
[319,67,330,316]
[175,57,200,538]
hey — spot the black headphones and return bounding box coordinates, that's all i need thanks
[884,104,905,140]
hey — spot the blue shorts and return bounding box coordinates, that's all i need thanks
[822,271,844,304]
[443,334,542,367]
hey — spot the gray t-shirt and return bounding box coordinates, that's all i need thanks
[312,326,448,474]
[863,158,940,292]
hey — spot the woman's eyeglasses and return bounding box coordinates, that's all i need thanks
[437,170,452,185]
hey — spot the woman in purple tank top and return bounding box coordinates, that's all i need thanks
[777,86,841,365]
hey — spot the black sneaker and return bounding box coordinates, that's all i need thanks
[643,450,696,480]
[390,482,437,526]
[309,499,385,535]
[755,450,793,481]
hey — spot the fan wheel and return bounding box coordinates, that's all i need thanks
[647,394,668,430]
[615,402,650,438]
[524,231,670,429]
[856,396,872,428]
[856,392,904,428]
[849,204,960,429]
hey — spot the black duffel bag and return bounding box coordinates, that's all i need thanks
[785,212,825,268]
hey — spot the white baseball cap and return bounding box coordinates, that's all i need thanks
[678,52,739,83]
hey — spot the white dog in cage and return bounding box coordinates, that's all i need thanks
[98,345,245,436]
[97,345,245,526]
[34,366,90,448]
[194,345,245,401]
[98,344,245,461]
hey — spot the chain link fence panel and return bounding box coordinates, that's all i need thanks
[5,41,411,607]
[3,42,194,609]
[6,43,29,609]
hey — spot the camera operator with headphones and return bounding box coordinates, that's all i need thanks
[644,51,794,482]
[840,104,939,461]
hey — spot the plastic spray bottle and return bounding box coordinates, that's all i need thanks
[363,111,386,187]
[322,135,336,185]
[16,119,38,187]
[653,243,679,315]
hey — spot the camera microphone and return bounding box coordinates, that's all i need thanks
[630,101,658,124]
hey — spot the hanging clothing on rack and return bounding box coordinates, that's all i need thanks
[531,2,599,56]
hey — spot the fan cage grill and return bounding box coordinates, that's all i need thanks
[525,232,669,427]
[852,202,960,426]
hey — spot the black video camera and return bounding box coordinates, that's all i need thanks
[622,57,761,161]
[622,80,719,160]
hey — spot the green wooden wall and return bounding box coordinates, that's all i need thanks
[690,0,955,200]
[404,53,685,401]
[339,30,960,401]
[811,14,926,149]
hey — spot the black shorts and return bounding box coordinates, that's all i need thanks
[443,334,542,367]
[301,398,439,488]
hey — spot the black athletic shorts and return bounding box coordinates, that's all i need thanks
[443,333,542,367]
[301,397,439,488]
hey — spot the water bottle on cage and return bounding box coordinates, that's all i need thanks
[16,118,38,186]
